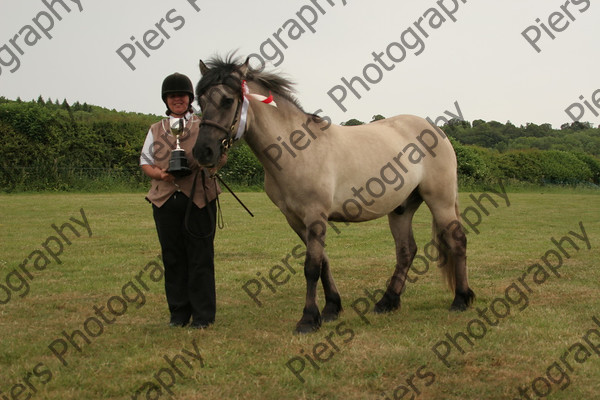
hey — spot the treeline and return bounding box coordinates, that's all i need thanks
[0,96,159,191]
[0,97,262,191]
[445,119,599,186]
[344,116,600,187]
[0,97,598,192]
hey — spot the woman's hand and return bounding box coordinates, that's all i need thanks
[141,164,175,182]
[159,169,175,183]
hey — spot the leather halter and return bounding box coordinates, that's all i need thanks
[198,78,245,152]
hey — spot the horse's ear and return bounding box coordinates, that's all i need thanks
[199,60,209,76]
[239,57,250,78]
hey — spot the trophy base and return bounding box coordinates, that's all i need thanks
[167,150,192,178]
[167,166,192,178]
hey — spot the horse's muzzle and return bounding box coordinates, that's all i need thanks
[193,145,218,167]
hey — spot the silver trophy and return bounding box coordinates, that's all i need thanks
[166,118,192,177]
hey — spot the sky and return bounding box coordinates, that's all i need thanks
[0,0,598,129]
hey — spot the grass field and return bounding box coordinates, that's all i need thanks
[0,188,599,400]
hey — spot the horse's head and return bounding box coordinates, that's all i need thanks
[193,58,249,167]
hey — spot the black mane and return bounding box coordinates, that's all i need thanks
[196,54,306,113]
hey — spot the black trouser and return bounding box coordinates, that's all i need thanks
[153,193,217,325]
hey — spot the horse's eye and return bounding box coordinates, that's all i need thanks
[221,97,234,108]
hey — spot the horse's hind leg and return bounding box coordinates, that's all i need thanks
[375,190,423,313]
[421,186,475,311]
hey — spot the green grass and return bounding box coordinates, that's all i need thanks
[0,190,598,399]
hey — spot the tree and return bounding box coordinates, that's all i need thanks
[445,118,469,128]
[370,114,385,122]
[341,118,364,126]
[472,119,486,128]
[567,121,592,131]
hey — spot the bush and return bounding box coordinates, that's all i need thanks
[219,142,264,187]
[573,153,600,184]
[450,139,494,185]
[1,98,598,192]
[497,150,592,184]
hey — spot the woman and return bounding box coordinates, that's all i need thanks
[140,72,223,329]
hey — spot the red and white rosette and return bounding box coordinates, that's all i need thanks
[234,80,277,141]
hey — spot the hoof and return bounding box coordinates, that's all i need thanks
[294,310,322,334]
[294,320,321,334]
[322,311,340,322]
[321,301,343,322]
[374,291,400,314]
[449,288,475,311]
[449,302,467,312]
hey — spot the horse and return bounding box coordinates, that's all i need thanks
[192,55,475,333]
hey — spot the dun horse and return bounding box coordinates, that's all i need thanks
[193,55,475,333]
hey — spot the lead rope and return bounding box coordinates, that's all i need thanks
[184,168,254,239]
[215,177,225,229]
[215,173,254,218]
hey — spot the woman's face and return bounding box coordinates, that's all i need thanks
[166,93,190,117]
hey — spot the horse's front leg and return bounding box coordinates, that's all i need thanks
[320,254,343,322]
[295,220,327,334]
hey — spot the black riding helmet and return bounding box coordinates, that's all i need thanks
[161,73,194,115]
